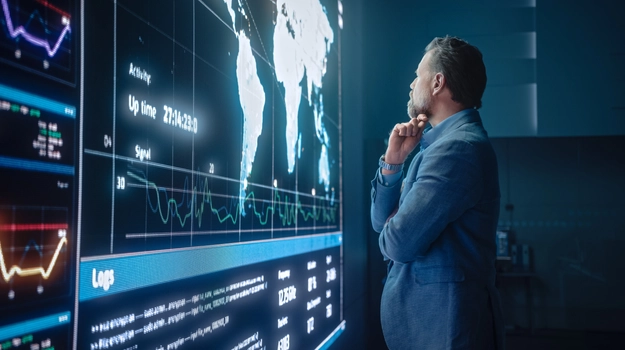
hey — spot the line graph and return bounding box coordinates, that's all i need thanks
[0,236,67,282]
[0,0,74,83]
[0,206,70,300]
[77,0,341,256]
[1,0,71,57]
[126,167,337,230]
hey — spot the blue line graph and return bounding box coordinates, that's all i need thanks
[17,239,46,270]
[18,239,45,265]
[1,0,71,57]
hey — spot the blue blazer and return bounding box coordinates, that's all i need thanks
[371,110,504,350]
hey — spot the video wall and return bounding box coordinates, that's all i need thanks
[0,0,343,348]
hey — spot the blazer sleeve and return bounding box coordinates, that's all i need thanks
[379,138,484,263]
[370,170,403,234]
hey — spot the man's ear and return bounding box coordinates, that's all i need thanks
[432,73,445,96]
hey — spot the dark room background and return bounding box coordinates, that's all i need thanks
[337,0,625,349]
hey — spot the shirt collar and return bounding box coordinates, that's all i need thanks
[420,108,476,150]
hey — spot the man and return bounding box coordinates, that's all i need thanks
[370,36,504,349]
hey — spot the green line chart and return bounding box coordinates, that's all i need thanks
[126,168,337,231]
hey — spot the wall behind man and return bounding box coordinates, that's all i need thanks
[537,0,625,136]
[363,0,540,139]
[363,0,625,138]
[360,0,625,341]
[492,136,625,331]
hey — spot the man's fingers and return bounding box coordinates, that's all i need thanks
[393,123,402,135]
[405,123,415,136]
[408,118,421,131]
[394,123,408,136]
[396,114,429,136]
[418,115,428,130]
[408,116,428,135]
[396,123,416,136]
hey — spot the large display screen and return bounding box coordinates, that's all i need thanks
[0,0,343,348]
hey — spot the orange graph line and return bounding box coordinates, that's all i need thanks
[0,236,67,282]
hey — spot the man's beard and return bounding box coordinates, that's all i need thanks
[407,89,432,118]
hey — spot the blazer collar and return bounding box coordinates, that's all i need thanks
[421,108,481,150]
